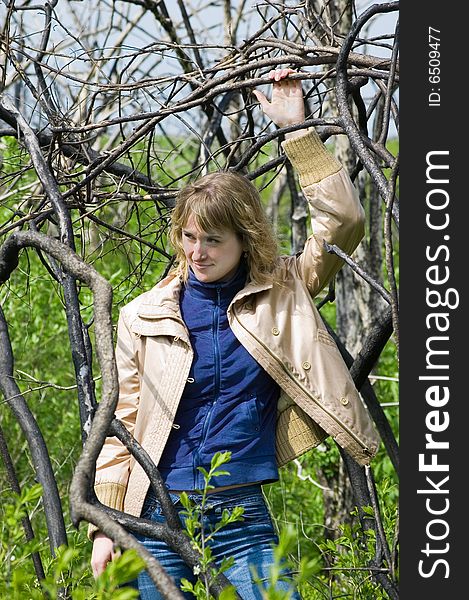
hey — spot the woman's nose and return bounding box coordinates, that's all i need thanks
[193,241,206,260]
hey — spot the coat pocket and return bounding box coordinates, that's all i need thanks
[229,393,261,439]
[246,394,261,432]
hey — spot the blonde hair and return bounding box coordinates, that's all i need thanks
[169,171,279,285]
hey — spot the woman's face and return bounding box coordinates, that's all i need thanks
[182,214,244,283]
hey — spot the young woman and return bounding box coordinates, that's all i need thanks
[90,69,380,598]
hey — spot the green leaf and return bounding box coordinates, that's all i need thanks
[179,492,191,510]
[210,451,232,471]
[19,483,44,505]
[109,588,140,600]
[325,539,336,551]
[362,505,375,517]
[218,556,235,573]
[210,470,230,478]
[219,585,237,600]
[96,548,145,589]
[197,466,210,478]
[180,578,195,593]
[185,517,198,537]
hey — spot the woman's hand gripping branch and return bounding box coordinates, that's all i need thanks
[252,68,306,139]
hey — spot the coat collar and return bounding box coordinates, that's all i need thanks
[184,261,248,303]
[137,274,183,319]
[136,267,277,319]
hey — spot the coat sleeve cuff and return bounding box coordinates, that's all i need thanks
[86,482,127,541]
[282,129,342,187]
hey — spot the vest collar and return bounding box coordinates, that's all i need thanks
[184,260,248,302]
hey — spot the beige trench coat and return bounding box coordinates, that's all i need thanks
[92,129,380,522]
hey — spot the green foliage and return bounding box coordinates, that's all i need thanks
[264,436,398,598]
[252,525,320,600]
[0,482,141,598]
[179,451,243,600]
[0,483,44,586]
[308,506,395,600]
[90,549,145,600]
[6,542,144,600]
[180,453,328,600]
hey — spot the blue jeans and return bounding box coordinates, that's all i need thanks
[133,484,301,599]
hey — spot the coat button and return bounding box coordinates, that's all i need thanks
[302,361,311,370]
[340,397,349,406]
[272,327,280,336]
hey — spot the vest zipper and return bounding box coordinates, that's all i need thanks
[193,286,222,487]
[212,286,221,399]
[232,310,372,457]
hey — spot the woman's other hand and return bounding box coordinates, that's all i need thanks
[252,68,306,131]
[91,532,120,578]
